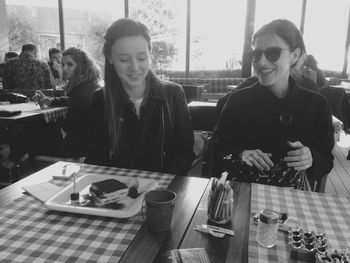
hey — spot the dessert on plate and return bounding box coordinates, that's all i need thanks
[89,179,129,205]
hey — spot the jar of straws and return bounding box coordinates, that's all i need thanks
[207,173,233,224]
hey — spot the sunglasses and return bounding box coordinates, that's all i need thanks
[249,47,289,63]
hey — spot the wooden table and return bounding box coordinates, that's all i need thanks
[180,179,250,263]
[0,102,67,125]
[0,162,210,262]
[0,102,67,146]
[8,163,349,262]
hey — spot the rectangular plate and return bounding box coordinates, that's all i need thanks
[45,173,159,218]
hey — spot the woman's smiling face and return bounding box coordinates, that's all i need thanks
[108,35,150,91]
[252,33,299,90]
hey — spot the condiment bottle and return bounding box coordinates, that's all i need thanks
[256,209,279,248]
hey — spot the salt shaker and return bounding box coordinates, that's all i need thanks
[256,209,279,248]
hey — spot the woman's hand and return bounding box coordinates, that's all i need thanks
[33,90,52,109]
[240,149,274,171]
[284,141,313,170]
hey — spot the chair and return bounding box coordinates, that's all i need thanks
[182,85,201,103]
[188,101,218,132]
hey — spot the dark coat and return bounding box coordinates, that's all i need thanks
[85,76,195,176]
[50,80,100,157]
[214,77,334,183]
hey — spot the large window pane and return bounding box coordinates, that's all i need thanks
[62,0,124,70]
[1,0,59,61]
[303,0,349,72]
[255,0,302,33]
[191,0,247,73]
[130,0,187,72]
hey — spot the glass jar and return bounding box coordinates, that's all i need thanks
[207,186,233,224]
[256,209,279,248]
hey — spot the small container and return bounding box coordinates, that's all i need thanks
[207,184,233,224]
[256,209,279,248]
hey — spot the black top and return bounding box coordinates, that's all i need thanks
[50,80,100,157]
[217,75,319,116]
[215,77,334,182]
[85,74,195,176]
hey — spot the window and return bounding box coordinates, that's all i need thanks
[255,0,303,33]
[1,0,60,61]
[62,0,124,71]
[303,0,349,72]
[191,0,247,72]
[130,0,187,72]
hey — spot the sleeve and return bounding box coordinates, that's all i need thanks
[84,89,109,166]
[169,86,195,175]
[3,63,13,90]
[215,95,245,158]
[50,96,69,107]
[42,62,55,89]
[212,96,246,176]
[307,100,335,182]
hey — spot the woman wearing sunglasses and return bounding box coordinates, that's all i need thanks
[214,19,334,190]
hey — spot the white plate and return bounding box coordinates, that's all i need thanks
[45,173,158,218]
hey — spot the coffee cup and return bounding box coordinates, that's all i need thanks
[143,189,176,232]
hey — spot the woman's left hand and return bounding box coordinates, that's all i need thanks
[284,141,313,170]
[33,90,51,108]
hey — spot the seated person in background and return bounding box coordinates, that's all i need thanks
[0,51,19,78]
[214,19,334,189]
[85,18,195,176]
[0,47,101,185]
[2,43,54,90]
[302,54,327,89]
[48,47,64,87]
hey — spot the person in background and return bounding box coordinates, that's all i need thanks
[85,18,194,175]
[0,47,101,186]
[2,44,54,90]
[48,47,64,87]
[214,19,334,190]
[303,54,327,89]
[0,51,19,78]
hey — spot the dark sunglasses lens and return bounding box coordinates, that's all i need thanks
[250,50,263,62]
[265,48,282,62]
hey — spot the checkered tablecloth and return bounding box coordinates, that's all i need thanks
[0,102,67,123]
[0,163,175,263]
[40,106,67,123]
[248,183,350,263]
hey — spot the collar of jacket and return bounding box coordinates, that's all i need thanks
[144,71,166,101]
[257,76,300,102]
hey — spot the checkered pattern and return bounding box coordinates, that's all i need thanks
[0,102,67,123]
[40,106,67,123]
[0,163,174,262]
[248,183,350,263]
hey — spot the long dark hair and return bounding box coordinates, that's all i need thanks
[102,18,172,159]
[62,47,101,93]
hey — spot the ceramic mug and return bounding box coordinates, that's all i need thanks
[142,189,176,231]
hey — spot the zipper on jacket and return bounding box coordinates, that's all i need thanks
[160,104,165,172]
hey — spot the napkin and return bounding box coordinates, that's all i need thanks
[22,182,62,203]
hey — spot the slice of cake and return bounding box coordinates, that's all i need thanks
[89,179,129,205]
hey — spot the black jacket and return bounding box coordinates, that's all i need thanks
[50,80,100,157]
[215,77,334,182]
[86,76,195,176]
